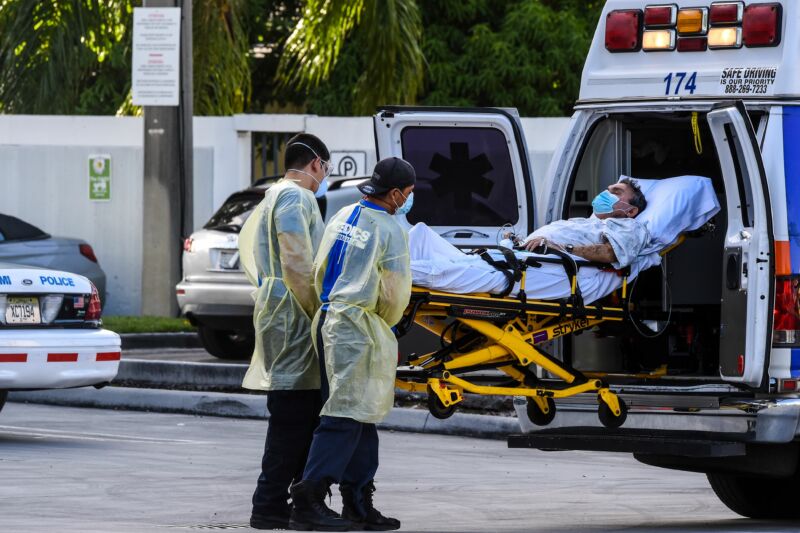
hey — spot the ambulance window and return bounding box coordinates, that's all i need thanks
[567,119,625,218]
[401,126,518,227]
[724,123,754,227]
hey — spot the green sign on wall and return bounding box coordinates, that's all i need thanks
[89,154,111,201]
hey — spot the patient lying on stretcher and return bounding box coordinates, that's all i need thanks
[409,175,721,304]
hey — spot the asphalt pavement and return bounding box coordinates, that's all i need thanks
[2,402,794,533]
[123,347,247,364]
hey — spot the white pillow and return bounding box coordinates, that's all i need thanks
[619,175,720,255]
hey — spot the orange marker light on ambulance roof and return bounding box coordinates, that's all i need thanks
[677,8,708,35]
[708,26,742,48]
[643,30,676,51]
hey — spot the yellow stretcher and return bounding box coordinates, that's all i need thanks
[394,243,679,429]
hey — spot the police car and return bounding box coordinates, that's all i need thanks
[374,0,800,520]
[0,263,121,413]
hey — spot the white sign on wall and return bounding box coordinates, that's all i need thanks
[330,151,367,177]
[132,7,181,106]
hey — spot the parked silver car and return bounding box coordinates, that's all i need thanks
[176,177,364,359]
[0,214,107,302]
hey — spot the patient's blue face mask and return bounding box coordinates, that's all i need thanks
[592,190,633,215]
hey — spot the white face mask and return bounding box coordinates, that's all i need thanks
[286,142,332,198]
[287,168,329,198]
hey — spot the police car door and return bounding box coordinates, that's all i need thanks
[373,107,535,247]
[707,102,774,388]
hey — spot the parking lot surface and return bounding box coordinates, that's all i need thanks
[123,347,248,364]
[1,402,794,533]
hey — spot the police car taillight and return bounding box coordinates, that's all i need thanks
[85,283,102,321]
[742,3,781,47]
[605,9,643,52]
[773,276,800,347]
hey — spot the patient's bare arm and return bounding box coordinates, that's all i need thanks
[571,243,617,264]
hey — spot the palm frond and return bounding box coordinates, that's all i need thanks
[276,0,366,91]
[353,0,423,113]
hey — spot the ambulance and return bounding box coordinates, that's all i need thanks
[373,0,800,520]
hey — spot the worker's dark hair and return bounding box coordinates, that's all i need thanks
[284,133,330,170]
[620,177,647,213]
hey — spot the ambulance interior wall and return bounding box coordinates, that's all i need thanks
[0,115,569,316]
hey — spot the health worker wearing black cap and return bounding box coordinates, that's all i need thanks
[288,157,415,531]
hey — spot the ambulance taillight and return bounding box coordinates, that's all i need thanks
[773,276,800,347]
[607,2,782,53]
[742,3,782,47]
[605,9,643,52]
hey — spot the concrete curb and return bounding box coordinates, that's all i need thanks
[116,359,514,412]
[8,387,519,439]
[120,332,202,350]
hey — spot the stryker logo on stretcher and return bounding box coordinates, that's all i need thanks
[39,275,76,287]
[552,318,591,339]
[0,275,11,285]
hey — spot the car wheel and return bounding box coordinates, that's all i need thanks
[707,471,800,519]
[197,325,254,360]
[0,390,7,414]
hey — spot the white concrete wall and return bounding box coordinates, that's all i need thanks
[0,114,571,316]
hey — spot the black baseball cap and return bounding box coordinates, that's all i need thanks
[357,157,416,196]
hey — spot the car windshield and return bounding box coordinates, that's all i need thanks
[0,214,49,242]
[204,194,262,232]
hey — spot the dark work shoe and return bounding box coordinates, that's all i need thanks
[289,480,353,532]
[250,509,290,530]
[341,481,400,531]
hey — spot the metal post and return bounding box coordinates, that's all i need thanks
[141,0,193,316]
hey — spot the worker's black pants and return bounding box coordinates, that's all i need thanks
[252,388,323,515]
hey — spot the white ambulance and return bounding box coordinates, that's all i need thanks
[374,0,800,520]
[0,264,121,413]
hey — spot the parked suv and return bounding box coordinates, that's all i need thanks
[176,176,365,359]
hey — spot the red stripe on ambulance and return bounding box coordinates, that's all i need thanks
[96,352,121,361]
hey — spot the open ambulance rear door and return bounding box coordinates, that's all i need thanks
[707,102,774,388]
[373,107,535,248]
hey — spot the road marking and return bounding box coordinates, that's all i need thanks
[0,425,207,444]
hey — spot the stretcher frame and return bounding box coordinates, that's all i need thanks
[395,242,682,428]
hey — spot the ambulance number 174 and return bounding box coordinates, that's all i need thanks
[663,72,698,95]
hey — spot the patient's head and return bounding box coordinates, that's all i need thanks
[594,178,647,219]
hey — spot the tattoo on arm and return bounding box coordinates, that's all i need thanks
[571,243,617,263]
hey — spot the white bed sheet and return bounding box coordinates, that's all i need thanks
[409,175,719,303]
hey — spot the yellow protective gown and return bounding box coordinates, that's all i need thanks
[238,179,324,391]
[312,199,412,423]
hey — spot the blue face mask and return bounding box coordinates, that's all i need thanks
[591,190,619,214]
[395,191,414,216]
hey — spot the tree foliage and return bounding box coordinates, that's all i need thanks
[305,0,604,116]
[276,0,424,115]
[0,0,605,116]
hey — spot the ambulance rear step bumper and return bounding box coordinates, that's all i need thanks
[507,428,747,457]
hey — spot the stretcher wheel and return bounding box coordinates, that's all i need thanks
[526,397,556,426]
[427,386,457,420]
[598,398,628,429]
